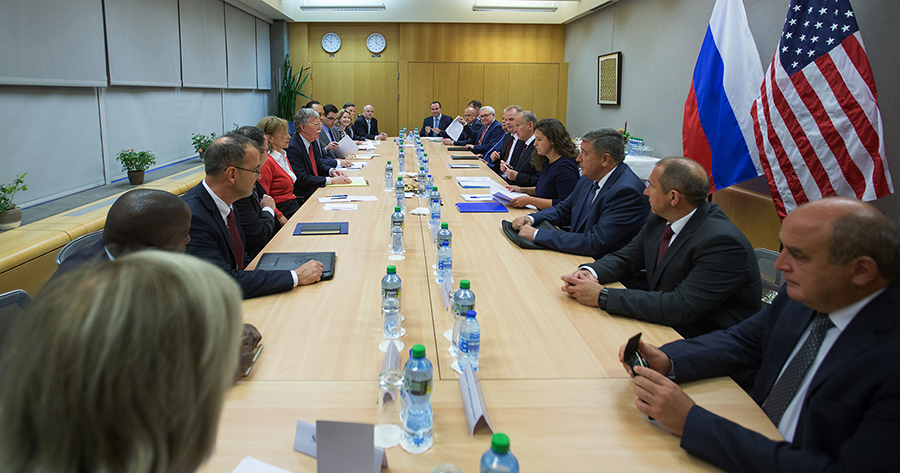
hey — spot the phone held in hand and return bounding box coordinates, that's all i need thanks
[623,333,648,377]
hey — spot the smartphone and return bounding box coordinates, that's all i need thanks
[623,333,648,377]
[244,344,264,377]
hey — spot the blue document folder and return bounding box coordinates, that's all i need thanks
[455,202,509,213]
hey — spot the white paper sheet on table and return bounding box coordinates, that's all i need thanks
[323,203,358,211]
[349,195,377,201]
[338,135,358,155]
[318,196,350,203]
[232,457,294,473]
[446,116,464,141]
[358,141,377,150]
[462,194,493,201]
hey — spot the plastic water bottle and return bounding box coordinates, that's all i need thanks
[480,433,519,473]
[458,310,480,371]
[422,153,429,173]
[451,279,474,356]
[391,207,404,255]
[429,186,441,229]
[384,160,393,191]
[436,222,452,250]
[401,344,433,454]
[425,174,434,194]
[382,265,402,315]
[437,241,452,284]
[417,166,427,197]
[395,176,405,212]
[398,150,406,174]
[382,297,400,339]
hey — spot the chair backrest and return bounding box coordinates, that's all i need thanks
[755,248,784,304]
[0,289,31,356]
[56,230,104,266]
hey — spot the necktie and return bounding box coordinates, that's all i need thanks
[501,135,514,160]
[308,143,318,177]
[434,117,439,135]
[761,313,834,426]
[367,120,371,134]
[477,124,488,145]
[326,127,334,142]
[226,209,245,270]
[656,224,675,264]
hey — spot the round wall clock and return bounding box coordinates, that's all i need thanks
[321,32,341,53]
[366,33,386,54]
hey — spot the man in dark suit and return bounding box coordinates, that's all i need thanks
[317,104,352,164]
[502,110,539,187]
[443,106,482,146]
[232,126,285,259]
[287,108,352,203]
[511,128,649,258]
[182,134,324,299]
[465,105,504,158]
[622,197,900,472]
[421,101,452,138]
[486,105,523,175]
[352,104,387,140]
[562,157,760,338]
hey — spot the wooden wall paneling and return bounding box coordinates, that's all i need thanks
[433,63,460,118]
[558,62,568,127]
[507,64,535,112]
[457,63,484,113]
[483,63,510,113]
[310,61,355,111]
[307,23,399,62]
[354,62,399,135]
[288,23,310,115]
[532,63,559,120]
[407,62,435,130]
[398,23,565,63]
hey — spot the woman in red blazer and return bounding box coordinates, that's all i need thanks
[257,116,302,218]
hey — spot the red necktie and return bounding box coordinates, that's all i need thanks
[656,224,675,265]
[308,143,318,177]
[226,209,245,270]
[502,135,514,159]
[477,124,488,145]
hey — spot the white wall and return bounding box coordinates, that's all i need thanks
[565,0,900,221]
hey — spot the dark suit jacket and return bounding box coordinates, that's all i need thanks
[232,182,277,260]
[472,120,504,156]
[352,116,379,140]
[286,133,335,202]
[662,282,900,472]
[182,183,294,299]
[510,141,540,187]
[584,201,760,338]
[530,165,649,258]
[420,114,452,137]
[452,120,483,146]
[488,133,522,175]
[317,127,341,164]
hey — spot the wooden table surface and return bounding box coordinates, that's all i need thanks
[198,138,779,472]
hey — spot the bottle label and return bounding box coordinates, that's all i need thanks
[438,260,452,271]
[407,378,432,396]
[383,288,401,299]
[459,338,479,353]
[431,212,440,221]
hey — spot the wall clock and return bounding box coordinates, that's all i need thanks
[366,33,386,54]
[321,32,341,53]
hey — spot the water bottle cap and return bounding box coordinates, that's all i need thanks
[459,279,469,289]
[466,310,476,318]
[441,222,448,229]
[427,175,432,178]
[433,186,438,191]
[491,433,510,454]
[386,265,396,274]
[411,344,426,358]
[420,166,424,170]
[394,206,401,212]
[398,176,403,181]
[386,160,391,164]
[442,241,449,246]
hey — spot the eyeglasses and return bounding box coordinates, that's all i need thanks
[479,115,492,119]
[232,165,261,176]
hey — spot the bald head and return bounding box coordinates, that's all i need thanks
[656,157,710,207]
[104,189,192,257]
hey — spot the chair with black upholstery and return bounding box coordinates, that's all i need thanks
[755,248,784,304]
[0,289,30,356]
[56,230,103,266]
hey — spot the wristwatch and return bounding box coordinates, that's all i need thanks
[598,288,609,310]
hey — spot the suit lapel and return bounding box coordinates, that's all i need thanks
[197,184,236,267]
[648,201,710,289]
[571,179,593,233]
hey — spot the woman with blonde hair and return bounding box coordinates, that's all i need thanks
[257,115,302,215]
[506,118,579,210]
[0,251,243,473]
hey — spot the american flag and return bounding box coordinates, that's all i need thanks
[751,0,892,219]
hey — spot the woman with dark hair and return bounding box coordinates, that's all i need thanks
[506,118,579,210]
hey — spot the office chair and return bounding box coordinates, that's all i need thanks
[755,248,784,304]
[0,289,30,355]
[56,230,103,266]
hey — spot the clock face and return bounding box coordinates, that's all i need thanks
[321,32,341,53]
[366,33,386,54]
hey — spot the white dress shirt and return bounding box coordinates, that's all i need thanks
[269,149,296,183]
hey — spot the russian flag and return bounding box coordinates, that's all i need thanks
[683,0,764,191]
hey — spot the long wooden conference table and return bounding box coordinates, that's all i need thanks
[198,139,779,472]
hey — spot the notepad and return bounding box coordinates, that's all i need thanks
[456,202,508,213]
[326,177,368,187]
[456,176,492,189]
[448,163,479,169]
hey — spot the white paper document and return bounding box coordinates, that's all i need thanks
[349,195,378,201]
[456,176,493,188]
[338,135,358,155]
[323,203,358,211]
[232,457,295,473]
[446,116,464,141]
[461,194,493,201]
[318,196,350,203]
[491,186,527,205]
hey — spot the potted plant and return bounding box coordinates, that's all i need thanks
[191,132,217,159]
[116,149,157,185]
[0,173,27,230]
[276,54,311,133]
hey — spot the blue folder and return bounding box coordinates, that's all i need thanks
[455,202,508,213]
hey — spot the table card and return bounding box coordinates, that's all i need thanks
[380,342,402,404]
[293,420,317,457]
[459,365,493,436]
[293,420,388,472]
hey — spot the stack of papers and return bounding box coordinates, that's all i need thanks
[325,177,368,187]
[358,141,377,151]
[338,135,358,155]
[339,162,367,171]
[456,176,493,188]
[491,187,527,205]
[446,116,464,141]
